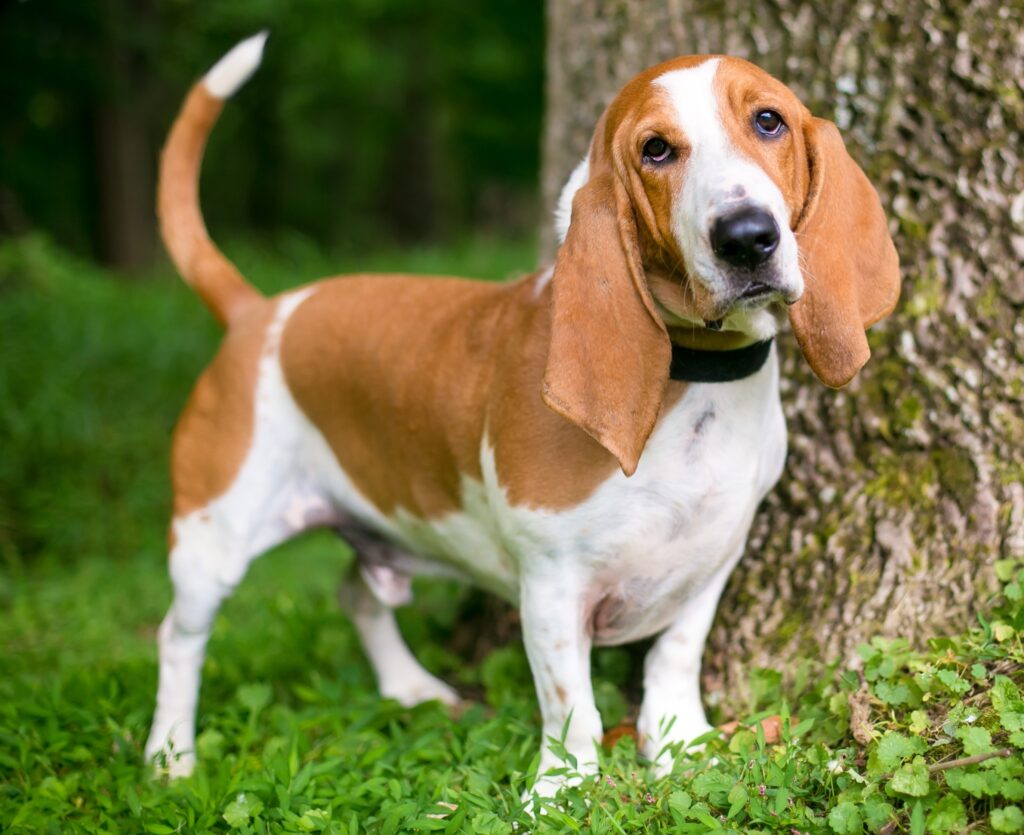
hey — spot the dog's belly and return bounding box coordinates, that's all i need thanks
[508,355,787,645]
[307,350,786,643]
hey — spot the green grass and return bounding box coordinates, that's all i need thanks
[1,234,1023,833]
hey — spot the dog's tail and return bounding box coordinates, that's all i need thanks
[158,33,268,327]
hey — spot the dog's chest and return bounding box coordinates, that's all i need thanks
[378,353,786,644]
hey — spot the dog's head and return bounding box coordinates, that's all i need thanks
[543,55,900,476]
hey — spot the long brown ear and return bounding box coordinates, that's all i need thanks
[789,118,900,387]
[542,173,671,477]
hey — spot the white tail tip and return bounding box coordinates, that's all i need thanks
[203,31,269,99]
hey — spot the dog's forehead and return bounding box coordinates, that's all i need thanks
[651,58,724,146]
[606,55,795,140]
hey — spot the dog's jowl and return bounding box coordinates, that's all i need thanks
[146,33,899,800]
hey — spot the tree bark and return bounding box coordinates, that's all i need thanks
[541,0,1024,705]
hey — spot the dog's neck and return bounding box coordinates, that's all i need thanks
[664,318,778,384]
[667,337,774,383]
[666,325,759,351]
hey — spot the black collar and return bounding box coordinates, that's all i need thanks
[669,338,774,383]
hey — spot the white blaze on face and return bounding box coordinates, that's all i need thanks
[653,59,802,310]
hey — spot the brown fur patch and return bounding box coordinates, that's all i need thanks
[281,275,500,517]
[489,279,622,508]
[171,301,275,518]
[788,116,901,386]
[159,85,263,327]
[280,273,624,517]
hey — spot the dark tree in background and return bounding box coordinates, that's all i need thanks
[541,0,1024,704]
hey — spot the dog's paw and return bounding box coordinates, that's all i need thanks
[641,721,717,778]
[145,723,197,780]
[520,755,598,817]
[520,773,573,818]
[147,746,196,780]
[166,750,197,779]
[382,673,460,709]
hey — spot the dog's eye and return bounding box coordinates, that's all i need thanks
[642,137,672,163]
[754,110,785,138]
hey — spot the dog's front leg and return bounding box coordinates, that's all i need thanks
[520,569,602,806]
[637,560,737,777]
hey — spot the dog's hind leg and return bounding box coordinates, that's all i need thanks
[337,527,459,708]
[144,520,247,777]
[146,489,327,776]
[145,290,322,776]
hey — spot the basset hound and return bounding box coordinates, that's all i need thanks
[145,33,900,800]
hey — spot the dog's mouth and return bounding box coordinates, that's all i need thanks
[699,281,783,329]
[647,264,795,336]
[739,280,773,300]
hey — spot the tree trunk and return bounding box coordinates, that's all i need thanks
[93,0,156,271]
[541,0,1024,705]
[94,100,155,271]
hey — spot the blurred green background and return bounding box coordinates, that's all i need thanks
[1,12,553,823]
[1,0,545,265]
[0,1,546,567]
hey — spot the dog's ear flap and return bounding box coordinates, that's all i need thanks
[789,117,900,388]
[542,172,671,477]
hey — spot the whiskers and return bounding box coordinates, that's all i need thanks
[793,232,821,289]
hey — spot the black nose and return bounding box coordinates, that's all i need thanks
[710,207,780,269]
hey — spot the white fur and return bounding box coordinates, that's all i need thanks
[653,59,803,317]
[481,348,785,787]
[379,350,786,784]
[532,265,554,298]
[554,156,590,244]
[203,32,269,100]
[340,567,459,707]
[638,555,739,775]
